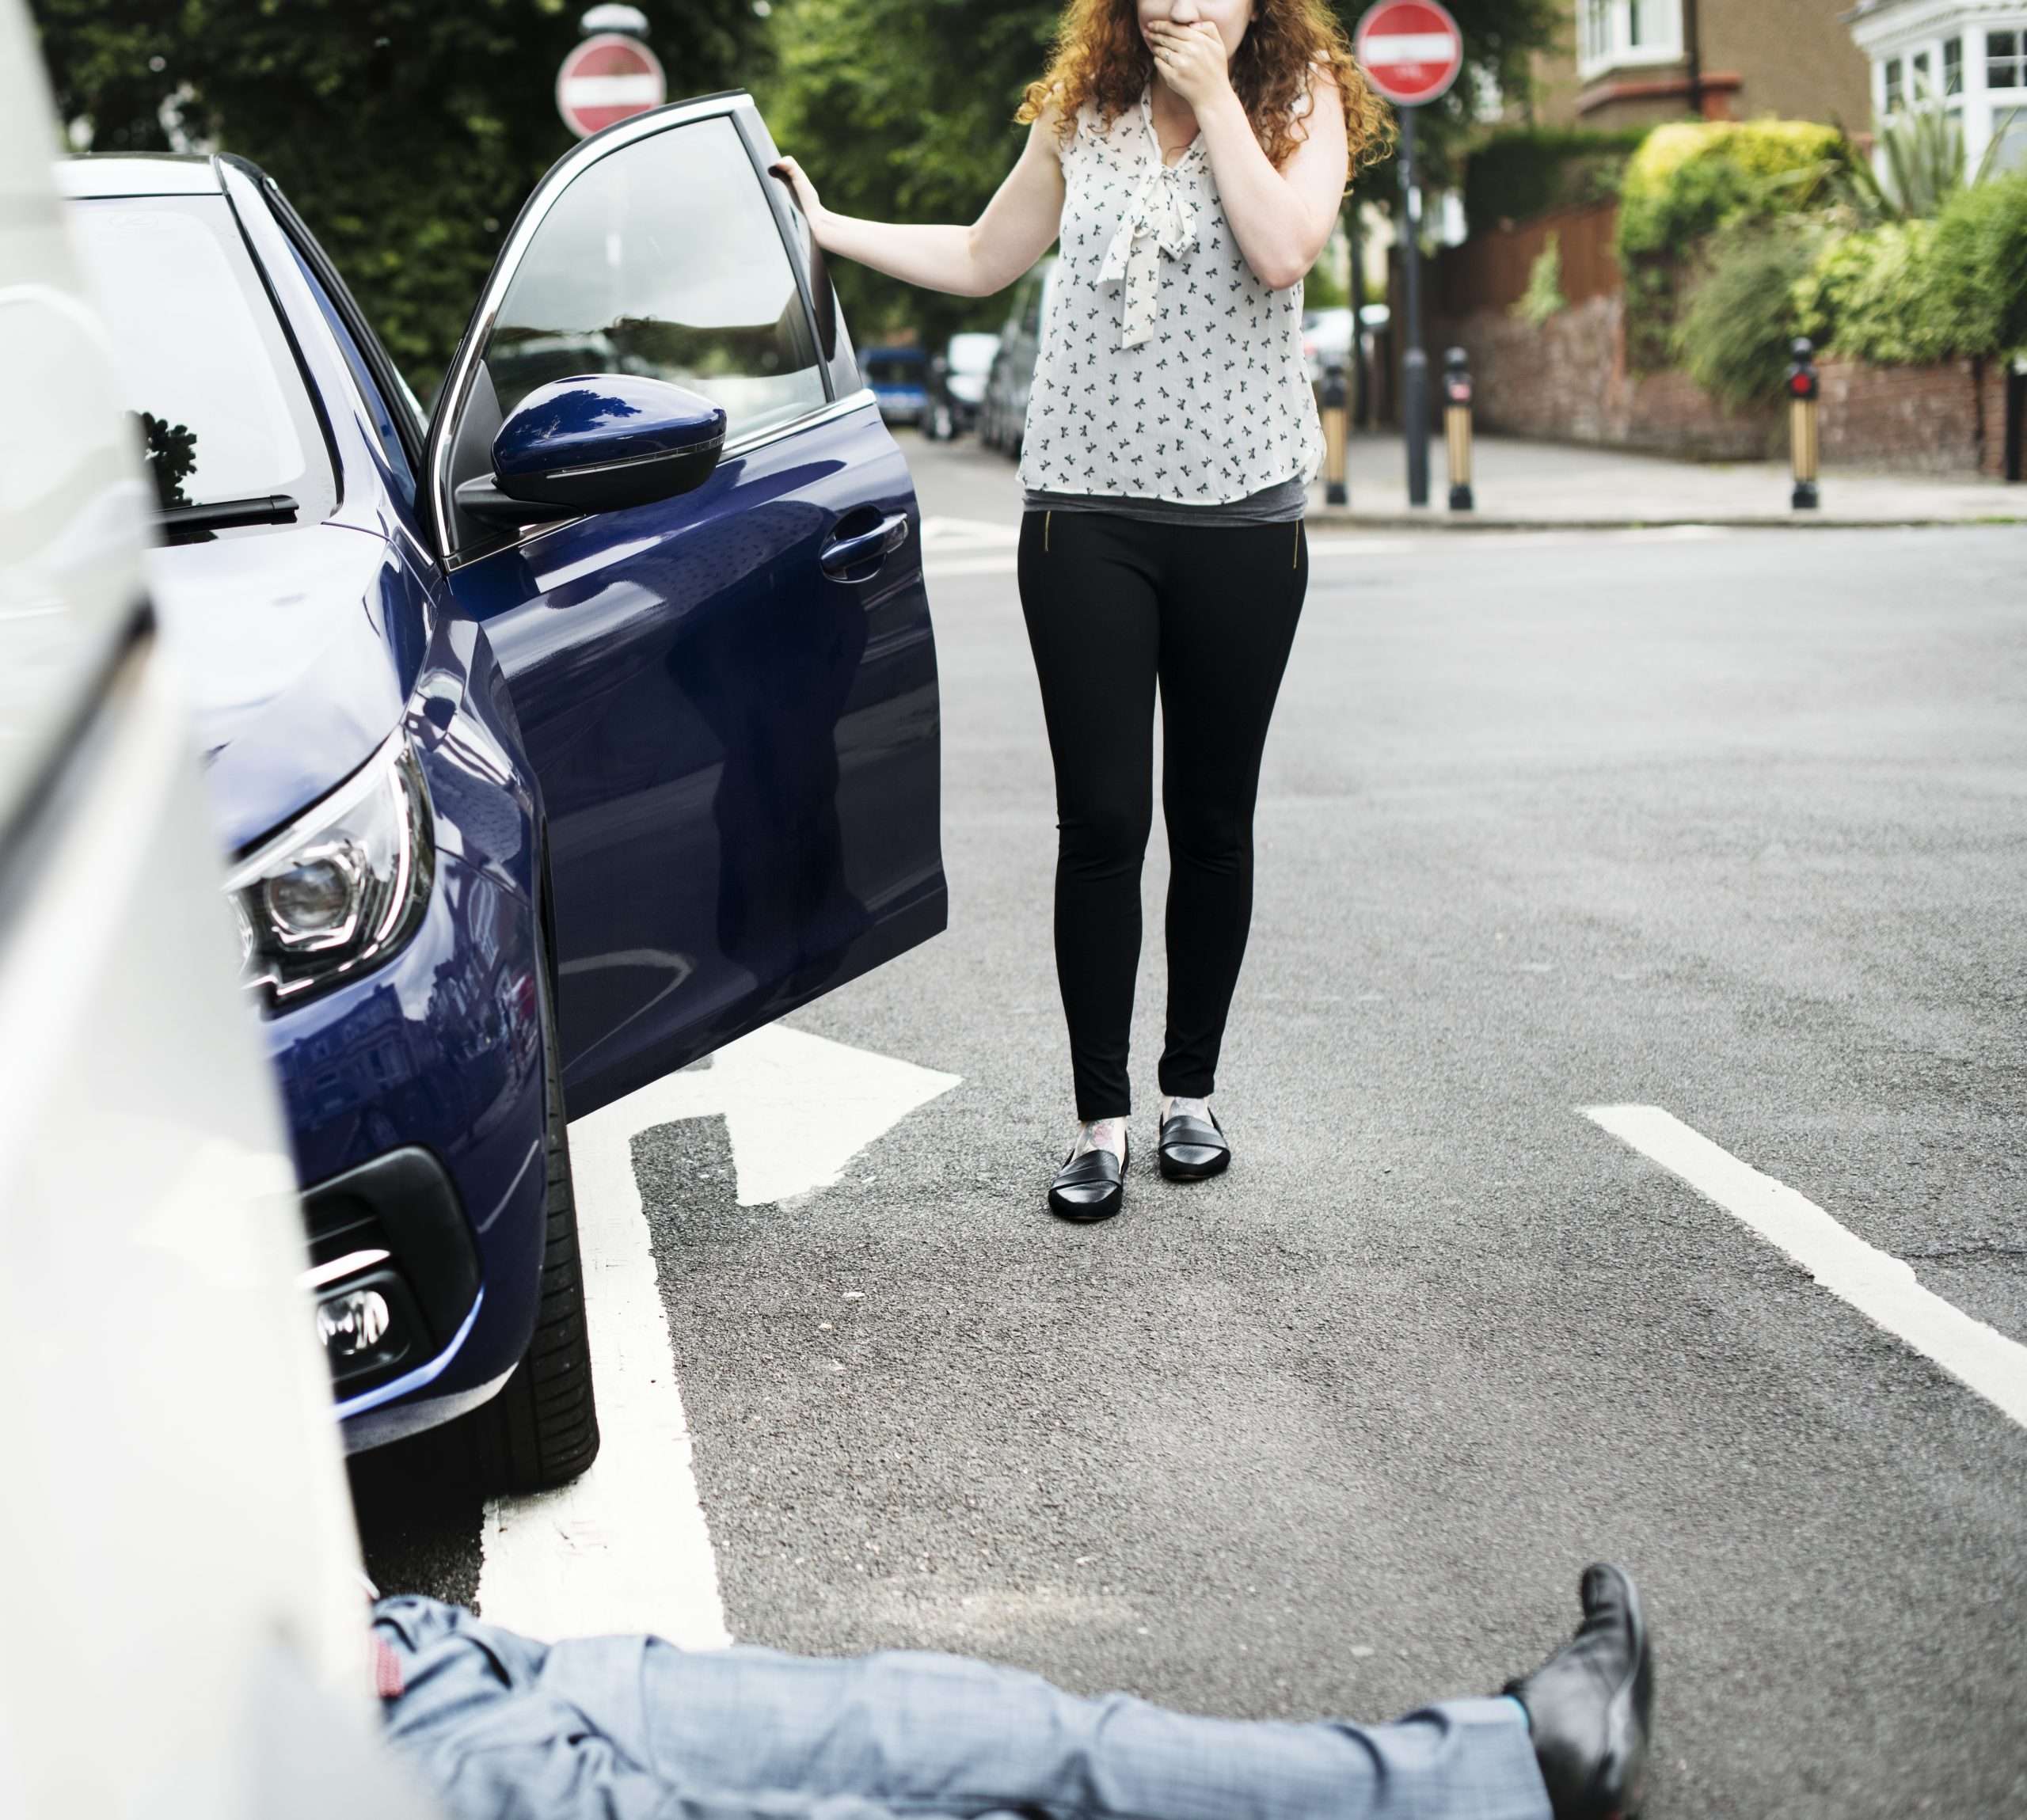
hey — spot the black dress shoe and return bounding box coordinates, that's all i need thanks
[1157,1108,1230,1181]
[1504,1564,1654,1820]
[1048,1138,1127,1222]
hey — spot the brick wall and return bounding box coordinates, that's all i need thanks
[1815,357,1983,475]
[1434,299,2017,477]
[1435,295,1780,459]
[1982,357,2014,481]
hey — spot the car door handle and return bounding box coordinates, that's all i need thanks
[820,512,911,581]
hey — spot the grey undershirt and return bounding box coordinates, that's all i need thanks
[1021,471,1308,526]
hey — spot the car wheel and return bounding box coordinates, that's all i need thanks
[465,913,600,1494]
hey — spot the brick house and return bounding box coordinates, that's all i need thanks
[1527,0,1874,131]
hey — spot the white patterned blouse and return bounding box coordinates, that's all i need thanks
[1016,74,1326,521]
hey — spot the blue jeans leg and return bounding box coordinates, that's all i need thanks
[547,1636,1554,1820]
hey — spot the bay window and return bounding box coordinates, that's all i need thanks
[1577,0,1684,80]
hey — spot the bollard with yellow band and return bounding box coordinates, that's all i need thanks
[1443,346,1474,513]
[1321,356,1349,507]
[1787,336,1821,511]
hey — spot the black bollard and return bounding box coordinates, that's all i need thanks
[1322,356,1349,507]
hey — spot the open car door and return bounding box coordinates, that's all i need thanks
[424,93,945,1119]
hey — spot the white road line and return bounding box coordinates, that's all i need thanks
[477,1025,960,1642]
[924,555,1025,579]
[924,535,1412,583]
[922,528,1738,583]
[920,516,1019,549]
[1586,1105,2027,1429]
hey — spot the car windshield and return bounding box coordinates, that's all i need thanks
[67,195,334,526]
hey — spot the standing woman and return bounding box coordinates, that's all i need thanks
[774,2,1389,1223]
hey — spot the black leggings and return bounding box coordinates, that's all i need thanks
[1017,508,1308,1121]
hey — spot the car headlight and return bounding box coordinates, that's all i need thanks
[226,730,435,1009]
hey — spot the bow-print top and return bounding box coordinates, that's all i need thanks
[1012,75,1326,507]
[1097,85,1206,350]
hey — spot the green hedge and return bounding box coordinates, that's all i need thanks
[1617,120,1850,257]
[1796,170,2027,364]
[1462,127,1647,232]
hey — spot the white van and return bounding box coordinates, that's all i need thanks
[0,4,433,1811]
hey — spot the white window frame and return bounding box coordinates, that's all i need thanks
[1576,0,1685,82]
[1854,6,2027,181]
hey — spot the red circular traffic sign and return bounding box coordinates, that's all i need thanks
[557,33,667,139]
[1355,1,1464,107]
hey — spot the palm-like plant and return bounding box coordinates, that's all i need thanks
[1846,99,2017,222]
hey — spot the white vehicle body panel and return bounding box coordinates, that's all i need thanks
[0,6,434,1813]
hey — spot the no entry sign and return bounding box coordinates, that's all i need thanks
[1355,0,1465,108]
[557,32,667,139]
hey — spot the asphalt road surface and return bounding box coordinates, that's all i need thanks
[353,430,2027,1820]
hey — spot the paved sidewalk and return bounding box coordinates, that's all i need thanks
[1308,432,2026,528]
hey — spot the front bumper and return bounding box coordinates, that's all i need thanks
[269,847,549,1451]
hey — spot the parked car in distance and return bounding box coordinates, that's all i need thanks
[57,93,947,1496]
[979,257,1059,460]
[865,344,930,426]
[922,330,1000,441]
[1301,306,1355,385]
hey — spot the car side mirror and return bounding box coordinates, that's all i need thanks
[454,375,727,528]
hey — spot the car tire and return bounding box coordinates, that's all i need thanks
[465,918,600,1495]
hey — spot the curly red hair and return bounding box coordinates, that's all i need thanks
[1015,0,1394,182]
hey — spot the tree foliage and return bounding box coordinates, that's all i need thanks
[29,0,774,395]
[757,0,1059,348]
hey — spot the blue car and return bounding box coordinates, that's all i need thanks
[864,346,930,427]
[58,94,945,1491]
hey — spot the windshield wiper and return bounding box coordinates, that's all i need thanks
[158,494,299,538]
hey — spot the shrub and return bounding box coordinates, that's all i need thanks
[1674,227,1817,407]
[1512,233,1568,325]
[1941,169,2027,351]
[1797,172,2027,363]
[1618,120,1850,259]
[1463,127,1647,231]
[1617,119,1852,368]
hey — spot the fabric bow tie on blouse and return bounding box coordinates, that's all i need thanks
[1099,90,1202,350]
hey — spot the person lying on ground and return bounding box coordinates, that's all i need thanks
[367,1561,1653,1820]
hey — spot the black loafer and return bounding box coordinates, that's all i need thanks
[1048,1138,1127,1223]
[1158,1108,1230,1181]
[1504,1564,1654,1820]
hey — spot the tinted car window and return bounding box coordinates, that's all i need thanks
[67,196,336,525]
[484,117,827,441]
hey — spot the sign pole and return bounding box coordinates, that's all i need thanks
[1398,103,1428,509]
[1354,0,1462,512]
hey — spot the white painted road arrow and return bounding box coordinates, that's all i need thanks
[476,1024,960,1644]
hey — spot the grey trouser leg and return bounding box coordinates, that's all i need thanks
[376,1597,1551,1820]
